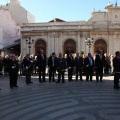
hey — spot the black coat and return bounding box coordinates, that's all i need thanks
[84,57,94,68]
[113,56,120,72]
[3,58,10,72]
[0,59,3,71]
[95,54,105,68]
[8,59,19,73]
[48,56,57,68]
[67,56,74,68]
[23,58,33,71]
[57,58,66,71]
[74,57,83,69]
[37,54,46,70]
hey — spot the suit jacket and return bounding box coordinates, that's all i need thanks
[67,56,74,68]
[37,54,46,70]
[0,59,3,71]
[74,57,83,69]
[95,54,105,68]
[23,58,33,71]
[84,57,94,68]
[113,56,120,72]
[48,56,57,68]
[8,59,19,73]
[57,58,66,71]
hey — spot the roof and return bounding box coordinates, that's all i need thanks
[49,18,66,22]
[3,39,20,50]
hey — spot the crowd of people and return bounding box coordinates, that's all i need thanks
[0,49,118,90]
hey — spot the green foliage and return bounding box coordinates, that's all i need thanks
[79,50,84,55]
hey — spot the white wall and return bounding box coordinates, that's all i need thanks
[92,12,108,22]
[0,27,3,49]
[0,8,20,48]
[27,12,35,23]
[1,0,35,26]
[8,1,35,26]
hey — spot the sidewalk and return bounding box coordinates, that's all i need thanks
[0,75,120,120]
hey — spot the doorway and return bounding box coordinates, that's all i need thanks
[35,39,46,55]
[94,39,107,54]
[64,39,76,56]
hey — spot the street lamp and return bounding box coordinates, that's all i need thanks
[26,37,34,55]
[85,37,94,53]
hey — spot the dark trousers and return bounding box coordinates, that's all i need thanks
[38,69,45,82]
[96,67,103,81]
[34,65,37,75]
[68,68,73,81]
[0,65,2,74]
[26,70,32,84]
[4,65,8,74]
[9,71,18,87]
[49,66,56,82]
[57,71,65,83]
[114,73,120,88]
[76,68,82,80]
[86,67,93,81]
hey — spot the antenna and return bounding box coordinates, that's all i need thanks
[115,0,118,7]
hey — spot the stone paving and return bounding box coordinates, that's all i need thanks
[0,74,120,120]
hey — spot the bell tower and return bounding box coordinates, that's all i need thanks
[10,0,20,5]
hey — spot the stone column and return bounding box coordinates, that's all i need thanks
[77,32,80,53]
[50,33,56,53]
[48,35,55,54]
[55,36,59,55]
[47,35,50,57]
[21,35,23,55]
[30,36,34,55]
[22,38,27,56]
[58,33,63,54]
[82,36,86,54]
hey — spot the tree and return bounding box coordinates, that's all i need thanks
[79,50,84,55]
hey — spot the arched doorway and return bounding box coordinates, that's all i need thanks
[94,39,107,53]
[35,39,46,55]
[64,39,76,56]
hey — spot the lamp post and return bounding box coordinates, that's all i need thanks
[85,37,94,53]
[26,37,34,55]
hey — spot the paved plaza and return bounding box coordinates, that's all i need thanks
[0,74,120,120]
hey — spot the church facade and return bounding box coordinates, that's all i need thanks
[21,3,120,57]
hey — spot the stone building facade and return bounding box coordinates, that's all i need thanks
[21,3,120,57]
[1,0,35,26]
[0,0,35,55]
[0,8,20,51]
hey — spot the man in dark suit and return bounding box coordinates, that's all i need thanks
[67,52,74,82]
[37,50,46,83]
[113,51,120,89]
[95,50,105,82]
[8,54,19,88]
[0,55,3,76]
[48,52,57,82]
[84,53,94,81]
[74,53,83,81]
[56,53,66,83]
[23,54,33,84]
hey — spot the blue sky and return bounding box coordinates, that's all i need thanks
[0,0,119,22]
